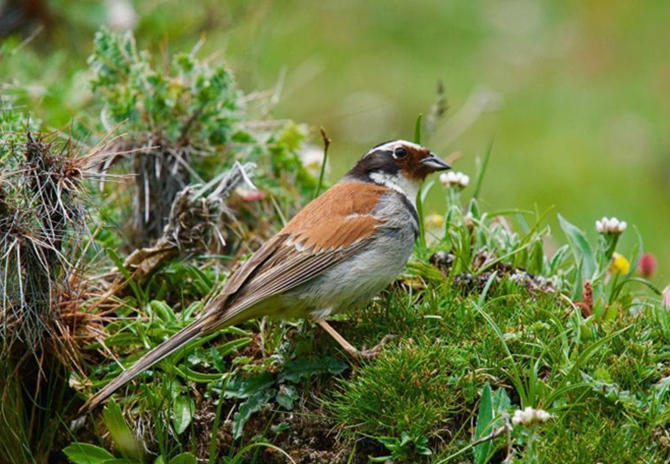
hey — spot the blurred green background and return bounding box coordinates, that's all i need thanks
[2,0,669,280]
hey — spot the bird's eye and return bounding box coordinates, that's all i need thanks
[394,147,408,159]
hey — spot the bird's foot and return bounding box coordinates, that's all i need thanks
[354,334,396,360]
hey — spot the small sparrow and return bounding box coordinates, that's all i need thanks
[81,140,450,412]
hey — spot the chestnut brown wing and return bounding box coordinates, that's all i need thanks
[208,182,388,318]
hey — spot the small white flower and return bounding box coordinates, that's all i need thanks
[512,407,553,427]
[439,171,470,189]
[595,217,627,235]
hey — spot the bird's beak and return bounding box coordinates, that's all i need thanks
[420,152,451,172]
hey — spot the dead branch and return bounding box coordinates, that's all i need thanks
[118,162,257,288]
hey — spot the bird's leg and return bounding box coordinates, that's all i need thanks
[316,320,394,360]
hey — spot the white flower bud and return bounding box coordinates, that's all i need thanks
[512,407,553,427]
[602,218,611,230]
[595,217,627,235]
[440,171,470,189]
[595,220,604,233]
[439,172,453,187]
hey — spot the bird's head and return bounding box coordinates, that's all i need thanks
[346,140,451,188]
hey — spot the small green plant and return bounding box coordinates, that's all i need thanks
[472,383,511,464]
[369,432,432,462]
[87,28,313,246]
[63,442,197,464]
[222,355,347,439]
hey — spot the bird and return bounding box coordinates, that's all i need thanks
[81,140,450,412]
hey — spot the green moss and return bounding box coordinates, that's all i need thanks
[331,338,470,438]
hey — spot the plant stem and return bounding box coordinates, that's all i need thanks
[313,126,331,200]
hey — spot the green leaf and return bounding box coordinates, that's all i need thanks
[472,138,494,200]
[63,443,115,464]
[100,332,142,348]
[149,300,176,323]
[549,244,570,274]
[473,383,494,464]
[167,453,197,464]
[493,387,512,412]
[528,238,545,275]
[225,371,275,399]
[278,357,347,383]
[106,248,145,303]
[216,337,253,357]
[233,389,276,439]
[103,400,144,461]
[558,214,596,283]
[413,113,423,144]
[174,366,229,383]
[173,395,195,434]
[276,385,299,410]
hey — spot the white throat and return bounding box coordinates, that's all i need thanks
[369,172,419,207]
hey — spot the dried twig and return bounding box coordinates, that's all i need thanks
[118,162,257,287]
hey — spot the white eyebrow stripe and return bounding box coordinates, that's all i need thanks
[365,140,424,156]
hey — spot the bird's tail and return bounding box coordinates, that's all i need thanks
[80,310,220,413]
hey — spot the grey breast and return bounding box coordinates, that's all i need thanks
[291,190,418,315]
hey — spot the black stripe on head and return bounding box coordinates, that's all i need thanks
[346,148,399,181]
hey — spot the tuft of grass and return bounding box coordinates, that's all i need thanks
[331,338,468,440]
[531,405,660,464]
[0,106,109,463]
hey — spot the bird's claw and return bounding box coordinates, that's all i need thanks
[356,334,396,360]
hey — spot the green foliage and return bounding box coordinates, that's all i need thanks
[473,384,511,464]
[0,103,40,153]
[223,356,347,439]
[103,400,144,461]
[89,29,239,146]
[529,405,658,464]
[62,442,199,464]
[172,395,195,435]
[369,432,432,462]
[63,443,116,464]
